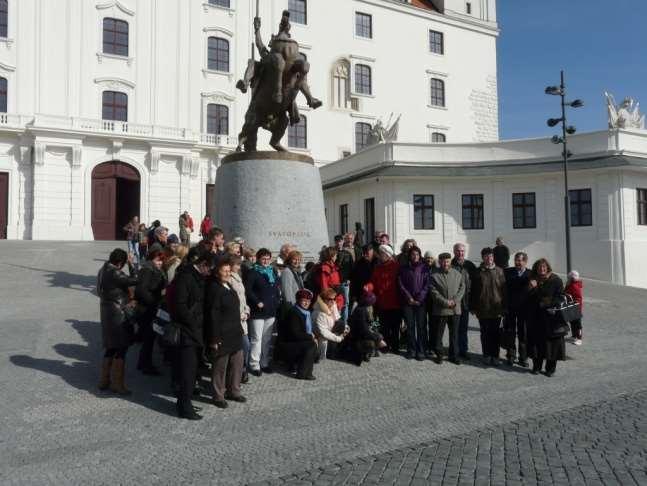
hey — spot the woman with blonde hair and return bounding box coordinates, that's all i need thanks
[312,287,348,360]
[164,245,188,283]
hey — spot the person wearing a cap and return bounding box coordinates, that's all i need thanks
[470,247,506,366]
[347,289,387,365]
[275,289,317,380]
[370,244,402,353]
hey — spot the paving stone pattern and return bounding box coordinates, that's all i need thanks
[254,391,647,486]
[1,242,647,485]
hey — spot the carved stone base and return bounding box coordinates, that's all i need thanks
[215,152,329,258]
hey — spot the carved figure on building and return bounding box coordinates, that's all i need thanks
[235,10,322,152]
[366,113,401,146]
[605,91,645,130]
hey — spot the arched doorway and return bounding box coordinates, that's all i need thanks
[91,161,140,240]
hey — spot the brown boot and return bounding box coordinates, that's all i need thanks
[98,357,112,391]
[110,358,131,395]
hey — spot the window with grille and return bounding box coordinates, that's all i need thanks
[339,204,349,234]
[102,91,128,122]
[288,115,307,148]
[431,132,446,143]
[569,189,592,227]
[208,37,229,72]
[288,0,307,24]
[430,78,445,107]
[207,104,229,135]
[414,195,435,230]
[0,0,7,38]
[638,189,647,226]
[355,64,372,95]
[355,122,371,152]
[364,198,375,241]
[355,12,372,38]
[0,77,6,113]
[103,18,129,56]
[462,194,484,230]
[209,0,230,7]
[512,192,536,229]
[429,30,444,54]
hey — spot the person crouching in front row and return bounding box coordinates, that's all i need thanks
[275,289,318,380]
[204,258,247,409]
[312,287,349,361]
[347,289,388,366]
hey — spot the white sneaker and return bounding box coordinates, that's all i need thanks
[573,339,582,346]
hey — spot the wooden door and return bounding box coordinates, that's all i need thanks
[92,178,116,240]
[0,172,7,239]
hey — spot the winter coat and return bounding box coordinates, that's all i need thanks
[470,265,506,319]
[280,267,304,306]
[336,249,354,282]
[451,258,477,309]
[122,222,137,241]
[200,217,213,238]
[98,262,138,350]
[430,268,465,316]
[312,296,344,344]
[493,244,510,268]
[172,265,206,347]
[204,280,244,357]
[277,306,315,344]
[316,261,344,311]
[397,260,430,305]
[179,217,190,241]
[350,256,375,301]
[135,261,167,320]
[245,266,281,320]
[565,280,583,312]
[230,272,250,335]
[370,259,401,311]
[527,273,565,360]
[348,305,382,343]
[504,267,531,313]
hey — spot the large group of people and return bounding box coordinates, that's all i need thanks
[98,218,585,421]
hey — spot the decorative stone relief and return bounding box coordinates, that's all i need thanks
[181,155,192,176]
[190,158,201,178]
[112,140,123,156]
[469,75,499,142]
[94,77,135,93]
[95,1,135,17]
[72,145,82,169]
[34,142,46,166]
[149,151,160,174]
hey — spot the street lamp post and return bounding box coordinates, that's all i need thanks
[545,70,583,274]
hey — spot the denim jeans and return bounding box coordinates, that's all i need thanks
[340,282,350,322]
[127,240,139,267]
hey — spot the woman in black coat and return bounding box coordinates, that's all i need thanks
[276,289,317,380]
[527,258,565,376]
[97,248,138,395]
[135,249,168,375]
[347,291,387,365]
[204,258,246,409]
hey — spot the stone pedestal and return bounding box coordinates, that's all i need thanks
[215,151,329,258]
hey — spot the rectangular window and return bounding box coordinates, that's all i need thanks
[339,204,349,235]
[355,122,371,152]
[207,104,229,135]
[569,189,592,227]
[637,188,647,226]
[354,64,372,95]
[355,12,372,39]
[429,30,444,55]
[431,132,446,143]
[462,194,484,230]
[430,78,445,107]
[364,198,375,243]
[102,91,128,122]
[208,37,230,72]
[288,0,307,25]
[0,77,6,113]
[0,0,7,38]
[512,192,536,229]
[103,18,129,57]
[413,195,435,230]
[288,115,307,148]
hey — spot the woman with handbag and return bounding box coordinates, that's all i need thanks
[527,258,566,377]
[312,288,349,361]
[204,258,247,409]
[97,248,138,395]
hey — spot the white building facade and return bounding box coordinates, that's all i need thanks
[0,0,498,240]
[320,129,647,288]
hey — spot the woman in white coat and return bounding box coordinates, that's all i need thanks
[312,288,349,360]
[228,255,252,382]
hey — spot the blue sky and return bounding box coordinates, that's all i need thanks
[497,0,647,140]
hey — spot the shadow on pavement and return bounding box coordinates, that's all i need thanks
[1,263,98,293]
[9,319,178,417]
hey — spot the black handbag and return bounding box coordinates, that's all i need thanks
[546,295,579,338]
[153,309,181,347]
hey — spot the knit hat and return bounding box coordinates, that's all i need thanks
[295,289,314,301]
[378,244,394,257]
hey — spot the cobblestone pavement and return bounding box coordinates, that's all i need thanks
[1,241,647,486]
[253,391,647,486]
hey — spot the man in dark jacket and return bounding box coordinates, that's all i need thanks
[451,243,477,360]
[493,236,510,269]
[171,249,213,420]
[503,252,530,367]
[350,245,376,303]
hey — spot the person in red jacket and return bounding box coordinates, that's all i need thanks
[370,244,402,353]
[315,246,345,312]
[564,270,583,345]
[200,214,213,239]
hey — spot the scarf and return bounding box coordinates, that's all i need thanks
[295,305,312,335]
[253,263,276,284]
